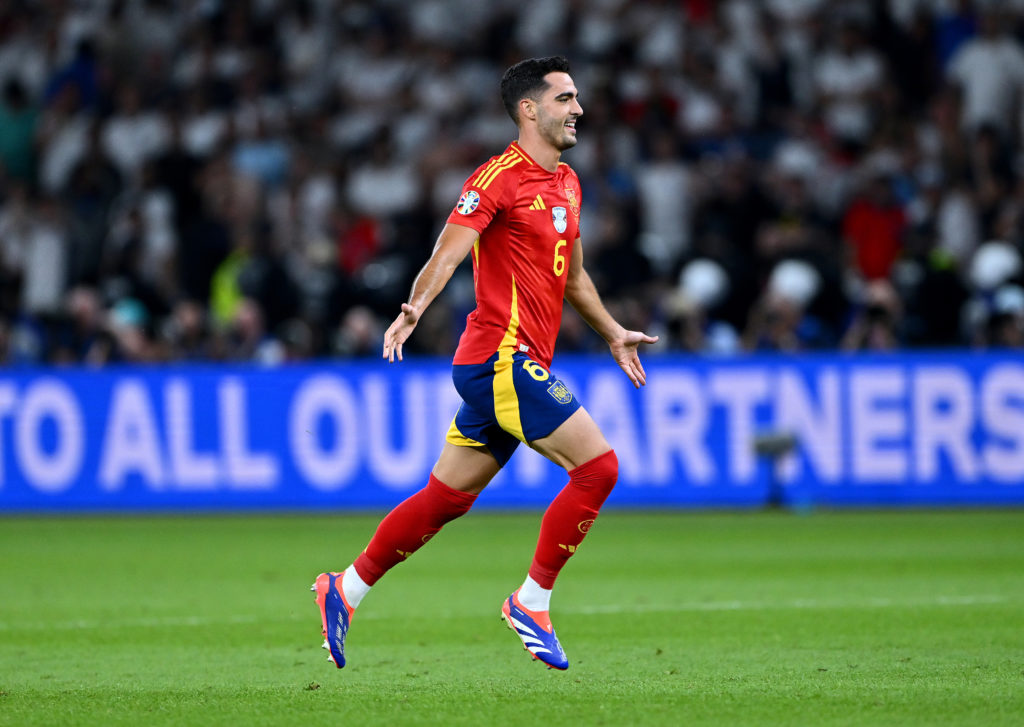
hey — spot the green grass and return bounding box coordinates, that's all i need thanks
[1,509,1022,726]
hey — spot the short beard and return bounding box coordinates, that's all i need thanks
[556,132,577,151]
[541,118,576,151]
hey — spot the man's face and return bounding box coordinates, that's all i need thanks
[533,72,583,151]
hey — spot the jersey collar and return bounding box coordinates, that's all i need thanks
[510,141,559,176]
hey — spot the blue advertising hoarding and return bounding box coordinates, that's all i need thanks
[0,352,1022,512]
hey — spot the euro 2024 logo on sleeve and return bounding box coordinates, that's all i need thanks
[457,190,480,215]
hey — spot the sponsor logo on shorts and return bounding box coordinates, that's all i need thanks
[456,190,480,215]
[578,519,594,534]
[547,379,573,404]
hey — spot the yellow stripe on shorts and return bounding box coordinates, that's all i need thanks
[492,277,525,442]
[445,415,484,448]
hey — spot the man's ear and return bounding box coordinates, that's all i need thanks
[519,98,536,121]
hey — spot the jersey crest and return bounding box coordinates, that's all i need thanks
[565,187,579,218]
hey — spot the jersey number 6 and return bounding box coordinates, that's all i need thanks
[553,239,567,276]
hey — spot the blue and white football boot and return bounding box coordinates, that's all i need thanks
[312,571,355,668]
[500,589,569,670]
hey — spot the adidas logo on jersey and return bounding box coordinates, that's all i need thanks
[529,195,546,210]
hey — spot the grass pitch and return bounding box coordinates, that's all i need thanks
[1,509,1022,726]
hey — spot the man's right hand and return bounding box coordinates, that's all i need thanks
[382,303,421,362]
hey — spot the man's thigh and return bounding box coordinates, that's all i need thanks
[529,407,611,471]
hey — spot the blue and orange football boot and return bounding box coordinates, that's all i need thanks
[311,571,355,668]
[500,589,569,670]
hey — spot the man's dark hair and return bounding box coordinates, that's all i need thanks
[500,56,571,124]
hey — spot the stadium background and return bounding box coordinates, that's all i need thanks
[2,0,1024,511]
[1,0,1023,510]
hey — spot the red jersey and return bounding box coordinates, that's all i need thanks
[446,142,582,368]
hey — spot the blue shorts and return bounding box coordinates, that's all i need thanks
[446,350,582,467]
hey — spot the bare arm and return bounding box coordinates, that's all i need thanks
[563,238,658,388]
[382,223,479,362]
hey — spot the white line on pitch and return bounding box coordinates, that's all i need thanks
[562,593,1009,615]
[0,594,1010,633]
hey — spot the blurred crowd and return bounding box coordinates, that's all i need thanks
[1,0,1024,366]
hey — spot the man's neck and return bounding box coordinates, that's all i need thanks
[515,137,561,173]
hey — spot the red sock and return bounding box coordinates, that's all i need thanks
[353,474,477,585]
[528,449,618,589]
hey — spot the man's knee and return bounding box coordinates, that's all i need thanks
[432,442,501,495]
[568,449,618,498]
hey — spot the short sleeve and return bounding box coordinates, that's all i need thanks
[445,161,514,233]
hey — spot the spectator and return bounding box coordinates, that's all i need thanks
[947,7,1024,140]
[0,187,69,318]
[63,119,123,284]
[812,17,885,151]
[220,297,283,365]
[743,259,829,352]
[983,285,1024,348]
[36,81,92,196]
[0,78,39,186]
[105,297,157,363]
[101,83,171,186]
[162,298,212,362]
[634,131,693,275]
[840,279,904,352]
[345,126,421,221]
[934,0,977,69]
[842,167,907,281]
[49,285,106,364]
[333,305,384,358]
[44,39,101,112]
[0,9,52,101]
[666,258,741,354]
